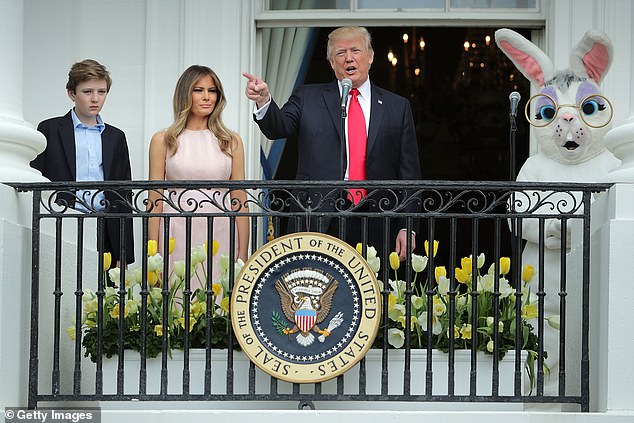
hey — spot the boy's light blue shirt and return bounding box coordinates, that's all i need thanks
[71,108,106,211]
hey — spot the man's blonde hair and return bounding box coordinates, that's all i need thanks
[326,26,373,61]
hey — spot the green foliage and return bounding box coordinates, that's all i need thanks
[359,244,554,391]
[69,245,243,362]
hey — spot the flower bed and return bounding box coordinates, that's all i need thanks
[68,240,243,361]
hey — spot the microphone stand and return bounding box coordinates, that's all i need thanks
[509,109,519,280]
[340,105,347,184]
[509,112,517,181]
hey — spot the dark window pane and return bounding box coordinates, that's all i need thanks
[269,0,350,10]
[450,0,537,8]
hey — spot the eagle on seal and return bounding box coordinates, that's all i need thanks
[275,269,339,347]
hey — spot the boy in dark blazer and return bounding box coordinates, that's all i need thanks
[31,59,134,264]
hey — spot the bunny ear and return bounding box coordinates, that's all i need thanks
[495,28,554,88]
[570,30,613,84]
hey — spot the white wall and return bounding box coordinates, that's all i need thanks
[545,0,634,125]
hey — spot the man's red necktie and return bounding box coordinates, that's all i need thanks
[347,88,367,204]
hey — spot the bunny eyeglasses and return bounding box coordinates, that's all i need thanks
[525,93,613,128]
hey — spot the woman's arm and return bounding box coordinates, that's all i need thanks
[230,134,249,262]
[147,131,167,242]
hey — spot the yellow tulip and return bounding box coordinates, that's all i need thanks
[432,296,447,316]
[220,297,230,313]
[191,302,203,316]
[389,252,400,271]
[65,326,77,341]
[211,283,222,297]
[168,238,175,254]
[522,303,539,320]
[461,257,472,275]
[154,325,163,337]
[398,315,417,331]
[455,267,469,284]
[487,339,494,353]
[447,325,461,339]
[109,303,128,319]
[500,257,511,275]
[460,323,472,340]
[211,239,220,256]
[522,264,535,283]
[387,293,397,311]
[424,240,439,257]
[147,271,159,287]
[356,243,363,255]
[103,252,112,271]
[434,266,446,283]
[148,239,158,256]
[177,316,196,332]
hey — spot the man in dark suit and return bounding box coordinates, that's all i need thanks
[31,59,134,265]
[244,26,420,260]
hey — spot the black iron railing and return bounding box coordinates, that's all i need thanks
[9,180,611,411]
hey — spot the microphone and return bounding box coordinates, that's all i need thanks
[340,78,352,111]
[509,91,521,117]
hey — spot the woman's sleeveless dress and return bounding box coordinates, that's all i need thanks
[159,129,236,291]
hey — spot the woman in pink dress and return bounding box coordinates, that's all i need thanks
[147,65,249,291]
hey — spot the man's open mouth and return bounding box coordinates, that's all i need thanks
[563,141,579,150]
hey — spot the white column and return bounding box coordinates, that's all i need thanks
[0,0,46,182]
[590,185,634,413]
[604,1,634,182]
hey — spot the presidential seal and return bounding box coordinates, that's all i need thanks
[231,232,381,384]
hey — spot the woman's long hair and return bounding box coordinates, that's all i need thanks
[164,65,235,156]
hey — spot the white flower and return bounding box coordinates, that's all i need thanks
[147,253,164,272]
[478,273,495,293]
[125,299,139,315]
[499,279,514,298]
[546,315,560,330]
[411,253,428,273]
[218,254,231,275]
[108,267,120,285]
[191,244,207,266]
[437,275,450,296]
[82,288,96,302]
[387,328,405,348]
[388,279,407,298]
[105,286,116,299]
[418,311,442,335]
[411,295,424,310]
[472,253,485,269]
[389,303,405,321]
[173,261,186,279]
[149,287,162,302]
[456,296,467,309]
[486,316,504,332]
[367,256,380,274]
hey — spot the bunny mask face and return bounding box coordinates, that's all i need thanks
[495,29,614,165]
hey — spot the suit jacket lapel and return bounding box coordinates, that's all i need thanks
[367,84,384,157]
[102,126,114,180]
[60,111,77,179]
[324,80,342,142]
[324,80,347,178]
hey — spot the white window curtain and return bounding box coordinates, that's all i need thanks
[260,0,316,177]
